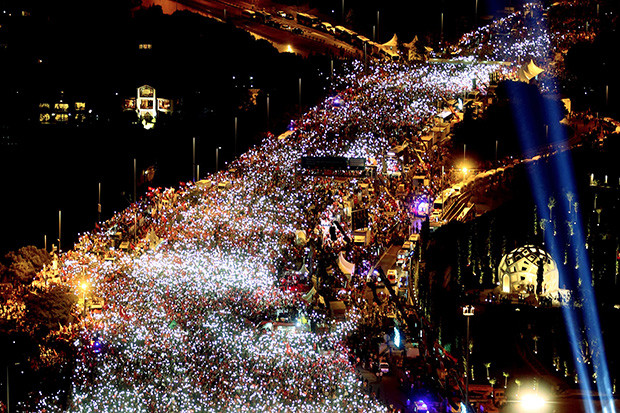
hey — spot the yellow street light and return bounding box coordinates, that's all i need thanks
[80,281,89,315]
[519,393,547,411]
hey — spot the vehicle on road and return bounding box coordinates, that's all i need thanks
[242,9,256,20]
[297,12,320,28]
[280,24,292,31]
[267,20,280,28]
[319,22,334,33]
[396,249,409,265]
[276,10,294,20]
[379,361,390,374]
[386,268,399,285]
[292,27,304,35]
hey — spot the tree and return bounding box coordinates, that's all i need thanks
[548,196,556,222]
[484,362,491,380]
[23,285,77,335]
[2,246,51,285]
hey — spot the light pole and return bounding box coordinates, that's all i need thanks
[133,158,137,203]
[81,281,89,315]
[341,0,345,23]
[440,12,444,43]
[193,137,196,182]
[266,93,270,127]
[298,77,302,117]
[6,362,19,413]
[98,182,102,223]
[215,147,222,174]
[58,210,62,253]
[376,10,380,43]
[463,305,475,412]
[475,0,478,27]
[234,116,238,156]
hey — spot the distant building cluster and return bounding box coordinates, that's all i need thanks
[122,85,173,129]
[38,98,89,125]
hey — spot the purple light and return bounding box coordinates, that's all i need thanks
[411,195,430,217]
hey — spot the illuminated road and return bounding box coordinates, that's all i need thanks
[147,0,362,57]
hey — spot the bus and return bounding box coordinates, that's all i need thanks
[255,11,271,23]
[297,12,320,27]
[334,25,357,43]
[242,9,256,20]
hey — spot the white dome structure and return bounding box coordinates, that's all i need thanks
[498,245,559,295]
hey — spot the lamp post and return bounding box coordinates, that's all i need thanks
[463,305,475,412]
[98,182,102,223]
[6,362,19,413]
[133,158,137,203]
[215,147,222,174]
[234,117,238,156]
[192,137,196,182]
[298,77,302,117]
[266,93,270,127]
[58,210,62,253]
[81,281,89,315]
[475,0,478,27]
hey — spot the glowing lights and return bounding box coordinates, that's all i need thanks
[28,14,519,412]
[519,393,547,411]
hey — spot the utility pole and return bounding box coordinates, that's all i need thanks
[463,305,475,413]
[234,116,238,156]
[58,210,61,253]
[298,77,302,117]
[133,158,137,203]
[193,137,196,182]
[98,182,102,222]
[215,147,222,174]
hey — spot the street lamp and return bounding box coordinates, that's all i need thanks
[215,147,222,174]
[519,393,547,411]
[81,281,89,315]
[6,361,20,413]
[463,305,475,412]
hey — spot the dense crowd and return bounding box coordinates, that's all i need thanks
[22,6,578,411]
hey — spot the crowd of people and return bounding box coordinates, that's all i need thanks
[20,4,581,411]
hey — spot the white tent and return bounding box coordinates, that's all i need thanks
[337,252,355,280]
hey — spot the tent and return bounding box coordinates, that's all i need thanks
[295,229,307,245]
[381,34,399,51]
[278,129,295,140]
[329,301,346,319]
[337,252,355,279]
[302,286,316,303]
[403,35,424,61]
[517,59,544,83]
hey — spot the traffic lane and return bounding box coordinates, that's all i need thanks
[241,22,357,57]
[170,0,360,56]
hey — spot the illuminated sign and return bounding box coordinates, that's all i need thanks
[123,98,136,111]
[157,98,172,113]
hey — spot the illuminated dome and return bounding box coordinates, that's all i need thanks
[498,245,559,295]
